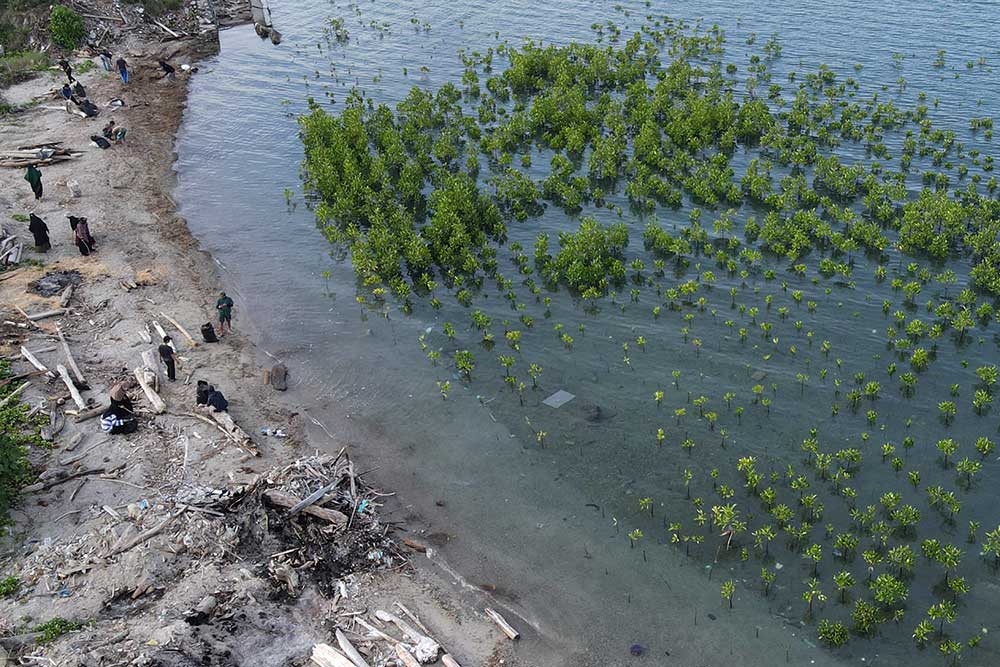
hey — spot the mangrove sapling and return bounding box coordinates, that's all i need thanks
[638,497,654,518]
[947,576,969,602]
[817,619,849,648]
[936,438,959,467]
[966,521,979,544]
[927,600,958,637]
[955,458,981,488]
[912,619,934,646]
[721,579,735,609]
[869,573,908,607]
[980,525,1000,568]
[437,381,450,400]
[863,550,883,581]
[975,436,994,458]
[628,528,643,549]
[802,578,827,617]
[834,571,855,603]
[804,544,822,576]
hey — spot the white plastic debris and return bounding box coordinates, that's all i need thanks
[542,389,575,408]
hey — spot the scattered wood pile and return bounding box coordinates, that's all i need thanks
[309,601,519,667]
[0,226,23,267]
[0,142,80,169]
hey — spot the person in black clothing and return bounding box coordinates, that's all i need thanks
[58,58,75,83]
[205,385,228,412]
[159,336,177,381]
[73,81,87,99]
[158,60,176,80]
[28,213,50,252]
[196,379,210,405]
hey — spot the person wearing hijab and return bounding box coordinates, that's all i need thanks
[60,83,72,100]
[69,216,96,255]
[116,57,129,84]
[24,165,43,200]
[73,81,86,98]
[28,213,50,252]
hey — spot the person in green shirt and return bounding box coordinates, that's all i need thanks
[216,291,234,334]
[24,165,43,200]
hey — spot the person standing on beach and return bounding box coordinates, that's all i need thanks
[216,291,234,335]
[159,336,177,382]
[69,216,96,255]
[28,213,50,252]
[24,165,43,200]
[116,57,129,84]
[99,49,114,72]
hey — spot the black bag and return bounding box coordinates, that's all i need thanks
[201,322,218,343]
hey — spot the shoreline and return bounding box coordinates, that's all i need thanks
[0,14,516,667]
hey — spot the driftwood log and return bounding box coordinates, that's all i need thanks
[335,629,371,667]
[56,325,86,384]
[262,490,347,526]
[20,345,53,378]
[310,644,356,667]
[57,364,87,410]
[133,366,166,413]
[160,311,198,348]
[484,607,519,640]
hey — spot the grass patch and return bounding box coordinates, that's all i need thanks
[74,58,96,75]
[11,214,29,222]
[0,50,50,87]
[0,575,20,597]
[33,617,82,643]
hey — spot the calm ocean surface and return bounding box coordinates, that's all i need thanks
[176,1,1000,664]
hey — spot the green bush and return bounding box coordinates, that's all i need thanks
[0,575,20,597]
[0,361,38,523]
[48,5,85,49]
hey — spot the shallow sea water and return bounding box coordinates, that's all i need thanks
[175,1,1000,664]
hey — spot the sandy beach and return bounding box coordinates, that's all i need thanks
[0,10,516,667]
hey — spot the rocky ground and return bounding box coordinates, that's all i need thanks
[0,4,518,666]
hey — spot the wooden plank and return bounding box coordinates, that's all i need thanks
[133,366,166,413]
[20,345,54,378]
[57,364,87,410]
[56,325,85,384]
